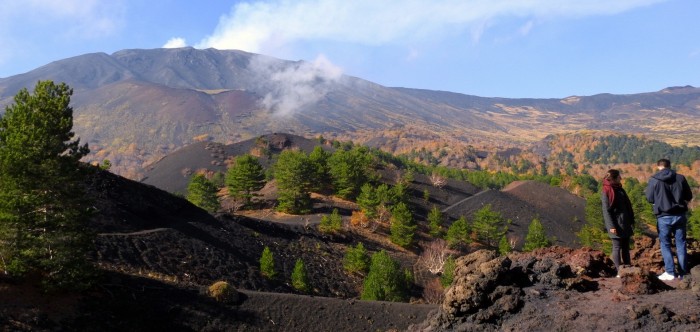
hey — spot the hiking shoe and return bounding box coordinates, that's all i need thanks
[657,272,675,281]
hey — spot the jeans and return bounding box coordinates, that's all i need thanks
[657,215,687,276]
[611,237,631,271]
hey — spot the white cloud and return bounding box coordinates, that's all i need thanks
[249,54,343,116]
[195,0,668,53]
[163,37,188,48]
[1,0,126,38]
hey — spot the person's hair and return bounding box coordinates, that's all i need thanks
[605,169,620,180]
[657,159,671,168]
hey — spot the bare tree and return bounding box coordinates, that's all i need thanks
[430,172,447,189]
[416,239,454,275]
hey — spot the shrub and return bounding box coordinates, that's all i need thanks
[208,281,239,303]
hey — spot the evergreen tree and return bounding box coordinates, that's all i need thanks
[389,202,416,247]
[440,256,456,288]
[522,217,551,252]
[259,246,276,278]
[187,174,220,213]
[472,204,509,247]
[446,216,470,248]
[319,208,343,233]
[327,147,373,199]
[308,146,330,191]
[0,81,95,290]
[361,250,410,302]
[226,154,265,206]
[498,234,511,256]
[274,150,314,214]
[343,242,370,274]
[578,191,609,252]
[428,206,444,238]
[291,258,310,292]
[357,183,379,219]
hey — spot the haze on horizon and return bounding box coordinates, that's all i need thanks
[0,0,698,98]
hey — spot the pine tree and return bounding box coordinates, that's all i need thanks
[291,259,309,292]
[274,150,314,214]
[226,154,265,207]
[471,204,509,247]
[389,202,416,247]
[357,183,379,219]
[187,174,220,213]
[428,206,444,238]
[498,234,512,256]
[440,256,456,288]
[319,208,343,233]
[446,216,470,248]
[0,81,95,290]
[259,246,276,278]
[361,250,410,302]
[327,147,373,199]
[523,217,551,252]
[343,242,370,274]
[308,146,330,191]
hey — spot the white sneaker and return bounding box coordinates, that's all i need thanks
[657,272,675,281]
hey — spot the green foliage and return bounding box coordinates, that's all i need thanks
[522,218,551,252]
[319,208,343,233]
[472,204,509,247]
[584,134,700,166]
[274,150,314,214]
[389,202,416,247]
[578,191,609,252]
[498,235,511,256]
[308,146,330,191]
[226,154,265,206]
[361,250,411,302]
[327,147,374,199]
[259,246,276,278]
[291,259,310,292]
[423,189,430,202]
[446,216,470,248]
[427,206,444,238]
[440,256,456,288]
[623,178,655,229]
[688,209,700,241]
[343,242,370,274]
[0,81,96,290]
[357,183,380,219]
[187,174,220,213]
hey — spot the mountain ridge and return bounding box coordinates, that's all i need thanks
[1,47,699,178]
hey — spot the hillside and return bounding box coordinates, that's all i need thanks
[1,48,699,178]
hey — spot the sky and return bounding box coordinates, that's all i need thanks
[0,0,698,98]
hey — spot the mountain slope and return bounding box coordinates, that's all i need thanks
[1,48,699,178]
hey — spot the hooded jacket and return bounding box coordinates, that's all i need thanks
[601,183,635,239]
[645,168,693,216]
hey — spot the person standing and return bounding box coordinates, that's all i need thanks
[646,158,693,280]
[601,169,634,277]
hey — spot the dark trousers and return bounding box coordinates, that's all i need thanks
[611,237,631,271]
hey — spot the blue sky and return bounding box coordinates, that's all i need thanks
[0,0,698,98]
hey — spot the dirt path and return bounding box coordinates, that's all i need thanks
[97,228,171,236]
[441,189,490,213]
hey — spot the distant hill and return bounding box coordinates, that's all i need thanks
[1,47,699,178]
[443,180,585,249]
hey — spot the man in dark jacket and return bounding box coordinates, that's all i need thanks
[646,158,693,280]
